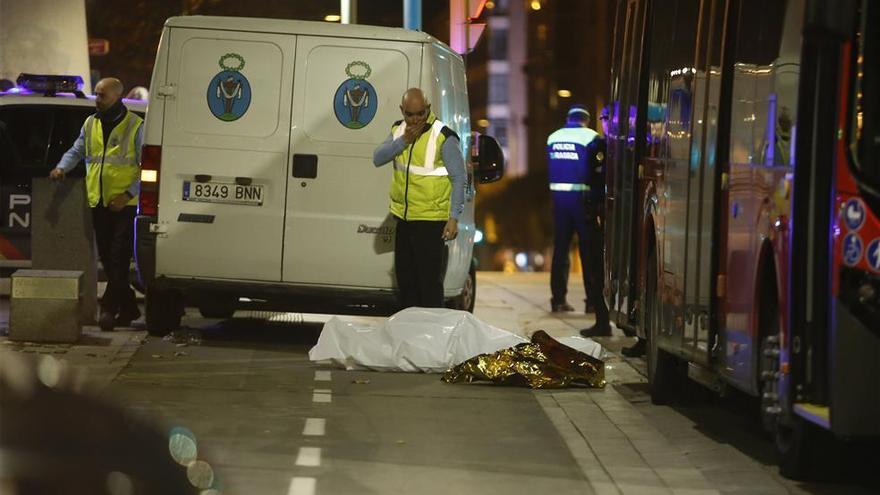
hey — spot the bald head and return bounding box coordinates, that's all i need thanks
[95,78,124,113]
[400,88,431,128]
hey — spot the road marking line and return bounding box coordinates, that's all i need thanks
[312,389,332,403]
[287,477,316,495]
[295,447,322,467]
[314,371,331,381]
[303,418,326,436]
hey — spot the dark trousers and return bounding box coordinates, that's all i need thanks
[92,205,137,315]
[551,192,590,305]
[584,205,610,326]
[394,217,447,309]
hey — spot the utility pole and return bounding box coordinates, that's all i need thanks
[341,0,357,24]
[403,0,421,31]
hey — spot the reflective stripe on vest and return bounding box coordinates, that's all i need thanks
[391,120,449,176]
[389,116,451,221]
[549,183,591,192]
[83,112,142,208]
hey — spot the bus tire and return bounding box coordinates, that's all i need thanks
[645,247,676,405]
[776,416,813,480]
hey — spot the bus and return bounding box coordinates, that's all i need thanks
[605,0,879,478]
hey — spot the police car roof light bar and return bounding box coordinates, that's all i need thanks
[15,74,86,99]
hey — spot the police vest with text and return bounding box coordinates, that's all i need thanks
[83,111,142,208]
[546,125,598,195]
[389,114,457,221]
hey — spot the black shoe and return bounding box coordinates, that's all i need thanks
[551,301,575,312]
[99,311,116,332]
[621,338,647,357]
[579,323,612,338]
[115,306,142,327]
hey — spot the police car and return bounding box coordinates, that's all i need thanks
[0,74,146,271]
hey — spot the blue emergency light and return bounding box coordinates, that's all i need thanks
[14,74,86,98]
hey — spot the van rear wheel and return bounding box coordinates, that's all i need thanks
[449,263,476,313]
[198,297,237,319]
[145,286,183,337]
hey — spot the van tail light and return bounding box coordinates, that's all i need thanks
[139,145,161,216]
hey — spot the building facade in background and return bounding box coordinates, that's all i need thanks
[0,0,92,92]
[525,0,613,178]
[484,0,528,177]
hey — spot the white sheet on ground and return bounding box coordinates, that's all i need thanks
[308,307,604,373]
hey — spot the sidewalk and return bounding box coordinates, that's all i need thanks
[0,297,145,391]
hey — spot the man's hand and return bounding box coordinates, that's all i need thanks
[403,124,423,145]
[49,168,65,181]
[442,218,459,241]
[108,193,131,212]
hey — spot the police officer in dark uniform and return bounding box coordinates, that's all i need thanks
[579,108,611,337]
[547,104,600,313]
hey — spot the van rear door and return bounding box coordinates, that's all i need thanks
[282,37,422,288]
[156,29,295,281]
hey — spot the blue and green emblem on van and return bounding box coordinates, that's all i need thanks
[207,53,252,122]
[334,61,378,129]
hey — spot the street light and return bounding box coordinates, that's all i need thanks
[557,89,572,98]
[530,1,542,11]
[325,14,342,22]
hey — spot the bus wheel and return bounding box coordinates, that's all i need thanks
[758,257,782,435]
[645,248,675,405]
[776,416,813,480]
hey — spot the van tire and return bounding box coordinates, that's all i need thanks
[449,263,477,313]
[198,303,236,320]
[145,286,183,337]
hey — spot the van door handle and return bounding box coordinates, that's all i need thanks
[292,154,318,179]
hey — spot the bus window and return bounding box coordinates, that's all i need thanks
[665,0,700,164]
[728,0,799,168]
[853,0,879,193]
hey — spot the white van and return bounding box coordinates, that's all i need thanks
[136,16,504,335]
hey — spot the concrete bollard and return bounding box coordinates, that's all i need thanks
[30,178,98,325]
[9,270,83,343]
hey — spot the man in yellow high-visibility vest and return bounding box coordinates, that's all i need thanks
[373,88,467,308]
[49,78,143,332]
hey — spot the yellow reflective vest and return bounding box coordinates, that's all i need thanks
[389,114,453,221]
[83,111,142,208]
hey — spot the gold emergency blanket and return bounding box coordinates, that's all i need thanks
[442,330,605,389]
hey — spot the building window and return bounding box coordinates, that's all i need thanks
[490,118,508,147]
[489,74,508,103]
[489,30,508,60]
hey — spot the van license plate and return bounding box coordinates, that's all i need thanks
[182,181,263,206]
